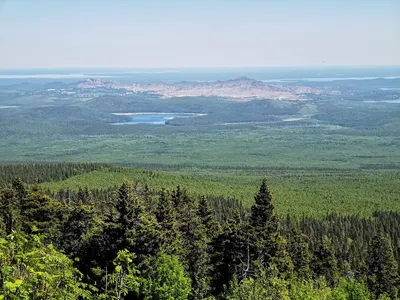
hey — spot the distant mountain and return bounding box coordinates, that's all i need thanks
[128,77,320,101]
[56,77,324,101]
[76,78,121,89]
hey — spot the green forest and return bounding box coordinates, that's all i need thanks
[1,73,400,299]
[0,164,399,299]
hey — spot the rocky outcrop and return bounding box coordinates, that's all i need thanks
[128,77,319,101]
[75,77,321,101]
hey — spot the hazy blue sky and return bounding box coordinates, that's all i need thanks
[0,0,399,68]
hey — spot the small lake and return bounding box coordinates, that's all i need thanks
[111,112,205,125]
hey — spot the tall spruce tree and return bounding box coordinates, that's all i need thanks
[176,194,211,299]
[0,187,20,235]
[211,214,248,295]
[0,177,28,235]
[155,189,183,256]
[313,235,338,286]
[102,181,143,267]
[20,187,59,234]
[367,231,399,299]
[59,202,97,259]
[249,178,282,272]
[288,227,312,279]
[198,195,221,239]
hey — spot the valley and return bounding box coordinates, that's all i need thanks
[1,68,399,217]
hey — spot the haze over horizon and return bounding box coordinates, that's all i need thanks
[0,0,399,69]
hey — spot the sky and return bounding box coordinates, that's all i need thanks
[0,0,399,68]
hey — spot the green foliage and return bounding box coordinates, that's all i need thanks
[330,278,372,300]
[59,202,98,260]
[0,163,109,188]
[211,216,248,295]
[0,233,91,299]
[0,174,399,299]
[39,167,400,217]
[0,187,20,235]
[20,187,60,234]
[367,232,399,299]
[226,266,290,300]
[102,249,140,300]
[249,178,291,274]
[198,195,221,238]
[288,227,312,279]
[156,189,183,255]
[289,278,332,300]
[142,254,191,300]
[313,236,339,286]
[1,79,400,299]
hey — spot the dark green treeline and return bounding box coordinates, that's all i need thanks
[0,175,399,299]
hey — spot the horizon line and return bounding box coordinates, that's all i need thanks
[1,65,400,71]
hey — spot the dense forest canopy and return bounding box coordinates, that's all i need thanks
[1,165,399,299]
[0,70,399,299]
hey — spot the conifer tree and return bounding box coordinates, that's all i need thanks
[249,178,281,272]
[172,185,183,208]
[0,177,28,235]
[367,232,399,299]
[102,180,144,268]
[59,202,97,259]
[156,189,183,256]
[76,186,92,206]
[176,194,212,299]
[0,187,20,235]
[288,227,312,279]
[20,186,59,234]
[198,195,221,239]
[313,235,338,286]
[11,177,27,203]
[211,215,248,295]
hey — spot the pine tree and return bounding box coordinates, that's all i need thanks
[367,231,399,299]
[156,189,183,256]
[249,178,281,271]
[0,187,20,235]
[313,235,338,286]
[177,195,211,299]
[101,180,161,283]
[11,177,27,203]
[76,187,92,206]
[198,195,221,239]
[102,181,143,268]
[115,180,143,234]
[20,186,59,234]
[172,185,182,208]
[0,177,28,235]
[288,227,312,279]
[156,189,175,231]
[59,202,97,258]
[211,215,248,295]
[271,235,294,280]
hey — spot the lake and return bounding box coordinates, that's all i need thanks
[111,112,206,125]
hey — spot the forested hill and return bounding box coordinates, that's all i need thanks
[1,167,399,299]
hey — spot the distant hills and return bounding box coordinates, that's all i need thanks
[76,77,321,101]
[0,77,331,101]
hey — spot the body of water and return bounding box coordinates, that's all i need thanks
[111,112,205,125]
